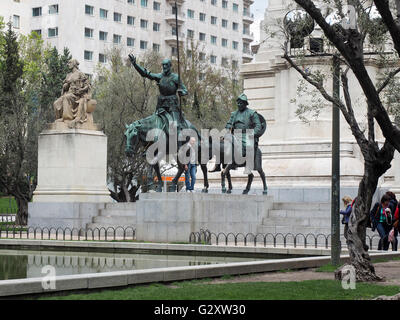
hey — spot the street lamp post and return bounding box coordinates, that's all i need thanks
[284,10,342,266]
[331,54,341,266]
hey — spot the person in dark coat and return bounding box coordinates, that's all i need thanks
[370,194,392,251]
[386,191,398,251]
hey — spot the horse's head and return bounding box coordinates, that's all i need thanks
[125,122,140,157]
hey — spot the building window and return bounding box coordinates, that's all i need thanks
[127,0,134,4]
[211,35,217,45]
[12,15,20,28]
[210,55,217,64]
[211,0,217,5]
[222,19,228,28]
[32,7,42,17]
[153,22,160,31]
[85,5,94,16]
[199,13,206,22]
[232,41,238,50]
[49,4,59,14]
[172,47,178,56]
[153,1,160,10]
[199,53,206,61]
[233,3,238,12]
[232,60,238,68]
[84,50,93,61]
[222,0,228,8]
[140,19,148,29]
[187,29,194,39]
[84,27,93,38]
[140,40,147,50]
[199,32,206,41]
[221,38,228,47]
[233,22,238,31]
[99,31,108,41]
[99,53,107,63]
[199,73,205,81]
[211,16,217,25]
[221,57,228,66]
[141,0,148,7]
[186,50,192,58]
[48,27,58,37]
[113,34,122,44]
[153,43,160,52]
[127,37,135,47]
[127,16,135,25]
[100,8,108,19]
[114,12,122,22]
[187,9,194,19]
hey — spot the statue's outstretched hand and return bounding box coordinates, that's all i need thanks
[128,54,136,65]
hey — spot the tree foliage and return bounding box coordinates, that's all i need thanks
[0,24,71,224]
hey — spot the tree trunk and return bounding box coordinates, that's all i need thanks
[335,171,382,281]
[15,196,28,226]
[335,143,394,282]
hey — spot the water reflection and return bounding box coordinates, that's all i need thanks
[0,250,261,280]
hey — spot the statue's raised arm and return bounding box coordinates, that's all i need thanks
[128,54,161,82]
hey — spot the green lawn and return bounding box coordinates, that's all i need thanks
[0,197,17,213]
[38,279,400,300]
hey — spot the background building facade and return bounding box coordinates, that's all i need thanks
[0,0,255,75]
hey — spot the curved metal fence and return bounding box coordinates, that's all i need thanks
[0,225,136,241]
[189,229,384,251]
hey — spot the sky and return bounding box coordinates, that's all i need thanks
[250,0,269,44]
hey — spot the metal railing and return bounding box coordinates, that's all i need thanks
[189,229,384,250]
[0,226,136,241]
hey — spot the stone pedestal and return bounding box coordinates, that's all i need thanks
[32,129,112,203]
[135,193,274,242]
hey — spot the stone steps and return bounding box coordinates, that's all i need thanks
[92,215,136,225]
[86,202,137,231]
[99,209,136,217]
[272,202,331,211]
[262,217,339,228]
[267,209,330,219]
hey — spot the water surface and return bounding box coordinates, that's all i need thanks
[0,249,267,280]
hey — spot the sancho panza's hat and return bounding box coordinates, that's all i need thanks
[237,93,249,105]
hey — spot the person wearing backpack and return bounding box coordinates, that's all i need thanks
[370,194,393,251]
[340,196,353,241]
[386,192,398,251]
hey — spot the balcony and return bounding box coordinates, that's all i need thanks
[165,31,185,46]
[166,0,185,5]
[165,10,186,26]
[243,0,254,5]
[242,11,254,24]
[242,31,254,42]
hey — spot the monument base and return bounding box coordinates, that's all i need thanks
[32,128,112,203]
[28,202,106,229]
[135,193,274,242]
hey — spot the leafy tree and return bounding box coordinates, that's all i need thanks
[264,0,400,281]
[0,24,70,224]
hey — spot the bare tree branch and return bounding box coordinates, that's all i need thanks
[377,67,400,94]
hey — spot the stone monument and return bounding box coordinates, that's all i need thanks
[29,59,111,229]
[217,0,400,201]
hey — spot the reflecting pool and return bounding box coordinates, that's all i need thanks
[0,249,267,280]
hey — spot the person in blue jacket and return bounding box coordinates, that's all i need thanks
[340,196,353,241]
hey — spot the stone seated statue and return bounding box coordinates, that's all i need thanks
[52,59,98,130]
